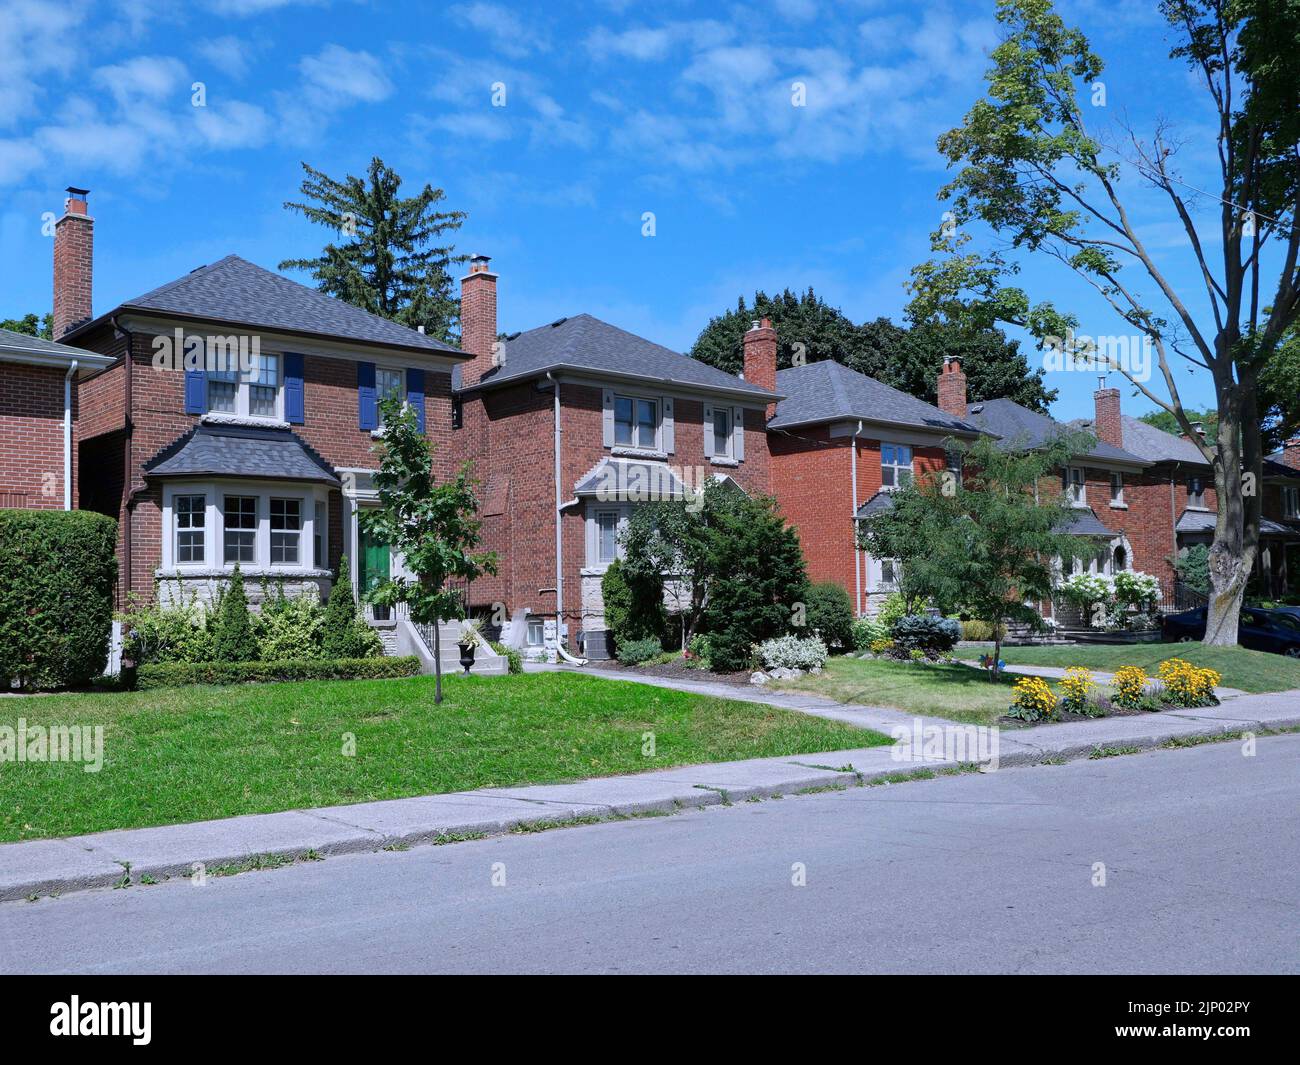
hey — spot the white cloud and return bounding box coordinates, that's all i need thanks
[584,20,733,62]
[298,45,393,105]
[0,0,88,129]
[192,99,272,148]
[206,0,322,15]
[196,35,259,81]
[450,2,549,58]
[93,55,189,109]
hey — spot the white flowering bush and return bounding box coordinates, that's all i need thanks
[759,634,829,671]
[1058,569,1161,630]
[1113,570,1160,610]
[1058,572,1114,607]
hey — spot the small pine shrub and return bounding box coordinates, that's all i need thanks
[212,564,258,663]
[802,582,854,651]
[322,557,382,658]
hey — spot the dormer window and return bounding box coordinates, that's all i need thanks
[614,395,658,449]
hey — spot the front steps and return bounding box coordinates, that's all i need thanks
[405,621,509,677]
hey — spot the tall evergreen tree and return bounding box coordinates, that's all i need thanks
[689,291,1055,412]
[280,157,467,343]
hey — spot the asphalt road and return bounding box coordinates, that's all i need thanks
[2,735,1298,974]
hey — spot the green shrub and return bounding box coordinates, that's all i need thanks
[489,639,523,674]
[602,559,665,647]
[1174,544,1211,595]
[321,556,383,658]
[0,509,117,689]
[616,637,663,665]
[686,633,712,669]
[122,593,214,665]
[959,619,1006,642]
[136,656,420,690]
[212,564,258,662]
[256,587,325,661]
[877,592,908,628]
[758,634,828,671]
[851,616,890,650]
[803,582,854,650]
[891,614,960,655]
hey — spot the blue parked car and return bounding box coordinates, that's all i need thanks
[1162,606,1300,657]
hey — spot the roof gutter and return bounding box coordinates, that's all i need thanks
[63,360,77,510]
[113,314,134,604]
[546,372,565,652]
[461,363,783,404]
[851,420,864,617]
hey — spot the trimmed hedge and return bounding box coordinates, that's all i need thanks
[0,509,117,689]
[136,656,421,690]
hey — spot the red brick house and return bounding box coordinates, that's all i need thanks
[0,327,112,510]
[1261,440,1300,599]
[43,189,498,669]
[452,258,777,659]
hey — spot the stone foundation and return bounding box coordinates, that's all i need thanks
[155,569,333,611]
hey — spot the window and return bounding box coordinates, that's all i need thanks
[1188,476,1205,508]
[945,448,964,475]
[526,619,545,647]
[270,498,301,565]
[712,407,732,457]
[206,353,280,419]
[314,501,326,567]
[1283,486,1299,519]
[376,367,404,426]
[596,509,622,565]
[1113,545,1127,571]
[1065,467,1086,505]
[880,443,913,490]
[451,396,463,430]
[223,496,257,563]
[1109,472,1124,505]
[175,494,205,563]
[880,558,900,589]
[614,395,658,449]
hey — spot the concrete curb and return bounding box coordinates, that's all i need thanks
[3,676,1297,904]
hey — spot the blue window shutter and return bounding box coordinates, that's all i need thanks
[284,352,305,424]
[184,368,205,415]
[407,367,426,433]
[357,361,377,430]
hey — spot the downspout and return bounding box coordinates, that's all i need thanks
[113,315,134,603]
[547,372,564,638]
[851,420,863,616]
[63,360,77,510]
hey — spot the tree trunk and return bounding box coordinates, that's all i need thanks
[433,619,443,705]
[991,622,1003,681]
[1203,385,1260,646]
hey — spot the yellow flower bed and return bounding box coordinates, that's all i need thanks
[1111,665,1149,709]
[1059,666,1096,713]
[1009,675,1057,721]
[1157,658,1221,707]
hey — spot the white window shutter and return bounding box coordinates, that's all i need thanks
[733,406,745,461]
[602,388,615,447]
[662,397,674,453]
[702,403,714,458]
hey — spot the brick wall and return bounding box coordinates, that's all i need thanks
[0,362,74,508]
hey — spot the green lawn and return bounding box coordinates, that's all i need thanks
[0,672,885,843]
[986,643,1300,693]
[774,656,1048,726]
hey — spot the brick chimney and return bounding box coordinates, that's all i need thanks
[459,253,498,387]
[742,317,778,417]
[1280,436,1300,471]
[53,186,93,339]
[937,355,967,418]
[1093,385,1123,448]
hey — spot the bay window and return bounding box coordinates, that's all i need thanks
[224,496,257,563]
[163,484,330,574]
[175,494,206,563]
[270,498,302,564]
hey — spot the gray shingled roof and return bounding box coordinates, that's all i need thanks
[967,398,1149,466]
[573,458,697,500]
[1063,506,1116,537]
[73,254,464,356]
[854,491,895,519]
[1069,413,1210,466]
[1177,508,1297,537]
[453,313,776,400]
[143,423,340,485]
[770,360,980,435]
[0,326,114,368]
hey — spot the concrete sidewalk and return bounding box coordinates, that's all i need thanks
[2,673,1297,904]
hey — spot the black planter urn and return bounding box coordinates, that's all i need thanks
[457,642,476,675]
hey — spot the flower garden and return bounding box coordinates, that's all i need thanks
[1006,657,1222,723]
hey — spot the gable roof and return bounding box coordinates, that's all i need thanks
[67,255,466,359]
[0,327,114,373]
[1070,413,1210,466]
[453,313,777,401]
[966,398,1150,467]
[142,422,341,485]
[770,359,980,436]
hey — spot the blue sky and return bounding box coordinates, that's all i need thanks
[0,0,1236,422]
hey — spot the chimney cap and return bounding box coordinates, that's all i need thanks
[65,186,89,199]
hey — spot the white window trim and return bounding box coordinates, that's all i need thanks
[1187,476,1208,510]
[585,502,632,573]
[374,365,407,429]
[1109,471,1126,508]
[867,555,901,592]
[204,353,284,422]
[1283,485,1300,519]
[159,481,331,576]
[612,393,662,453]
[880,442,914,493]
[1065,466,1087,507]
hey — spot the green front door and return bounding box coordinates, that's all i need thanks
[359,522,390,620]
